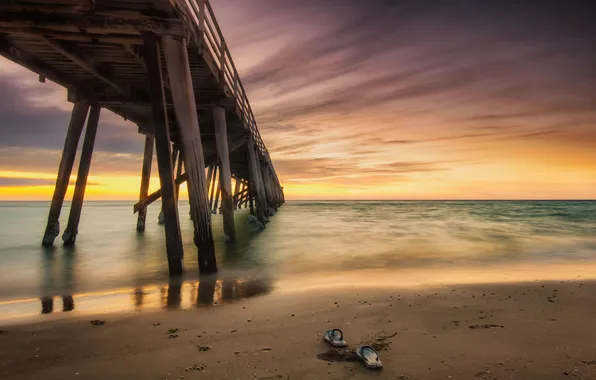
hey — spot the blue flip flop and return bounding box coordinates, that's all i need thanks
[323,329,347,347]
[355,345,383,369]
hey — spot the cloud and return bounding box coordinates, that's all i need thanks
[0,64,142,154]
[1,1,596,198]
[0,177,99,187]
[0,147,146,175]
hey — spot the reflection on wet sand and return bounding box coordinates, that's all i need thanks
[27,231,275,318]
[39,245,77,314]
[36,275,274,316]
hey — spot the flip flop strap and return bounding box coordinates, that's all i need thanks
[360,346,379,360]
[331,329,343,340]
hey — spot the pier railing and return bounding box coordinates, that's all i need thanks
[176,0,268,157]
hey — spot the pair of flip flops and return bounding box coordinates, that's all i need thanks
[323,329,383,369]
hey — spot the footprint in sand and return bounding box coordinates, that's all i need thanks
[235,348,272,356]
[475,371,498,380]
[442,320,461,331]
[317,349,358,363]
[183,363,206,372]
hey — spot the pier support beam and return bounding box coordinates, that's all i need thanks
[62,104,101,245]
[42,101,89,246]
[233,178,240,210]
[247,139,268,224]
[142,32,184,275]
[136,134,154,232]
[163,35,217,274]
[260,162,276,213]
[158,146,179,225]
[248,182,255,214]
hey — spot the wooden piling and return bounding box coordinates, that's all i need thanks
[213,106,236,241]
[159,146,179,224]
[62,104,101,245]
[136,134,154,232]
[260,162,276,213]
[176,149,184,198]
[248,182,255,214]
[213,183,221,214]
[42,101,89,246]
[163,35,217,274]
[246,140,268,224]
[209,165,218,212]
[233,178,241,210]
[142,32,184,275]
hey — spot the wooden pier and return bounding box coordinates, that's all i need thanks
[0,0,285,274]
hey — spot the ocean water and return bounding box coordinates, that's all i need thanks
[1,200,595,322]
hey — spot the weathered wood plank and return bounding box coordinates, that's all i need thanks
[233,176,241,209]
[136,134,154,231]
[213,105,235,239]
[260,162,276,213]
[42,38,127,94]
[175,147,184,198]
[42,100,89,246]
[246,138,268,224]
[163,35,216,274]
[142,32,183,275]
[213,181,220,214]
[0,10,182,34]
[62,104,101,245]
[209,164,218,211]
[248,182,255,214]
[158,145,179,224]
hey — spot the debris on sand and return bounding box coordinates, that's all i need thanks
[89,320,105,326]
[196,345,210,352]
[469,324,504,329]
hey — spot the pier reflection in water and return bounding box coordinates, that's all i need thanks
[35,275,274,316]
[39,244,77,314]
[16,222,276,318]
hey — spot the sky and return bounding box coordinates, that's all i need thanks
[0,0,595,200]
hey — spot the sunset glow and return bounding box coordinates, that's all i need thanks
[1,1,595,201]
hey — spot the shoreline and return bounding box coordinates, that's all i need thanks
[2,279,596,379]
[2,259,596,326]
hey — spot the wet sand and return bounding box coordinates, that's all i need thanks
[1,280,596,380]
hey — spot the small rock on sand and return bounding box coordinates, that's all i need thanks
[89,320,105,326]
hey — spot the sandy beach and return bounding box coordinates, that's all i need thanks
[2,280,596,380]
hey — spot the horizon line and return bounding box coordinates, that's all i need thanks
[0,199,594,202]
